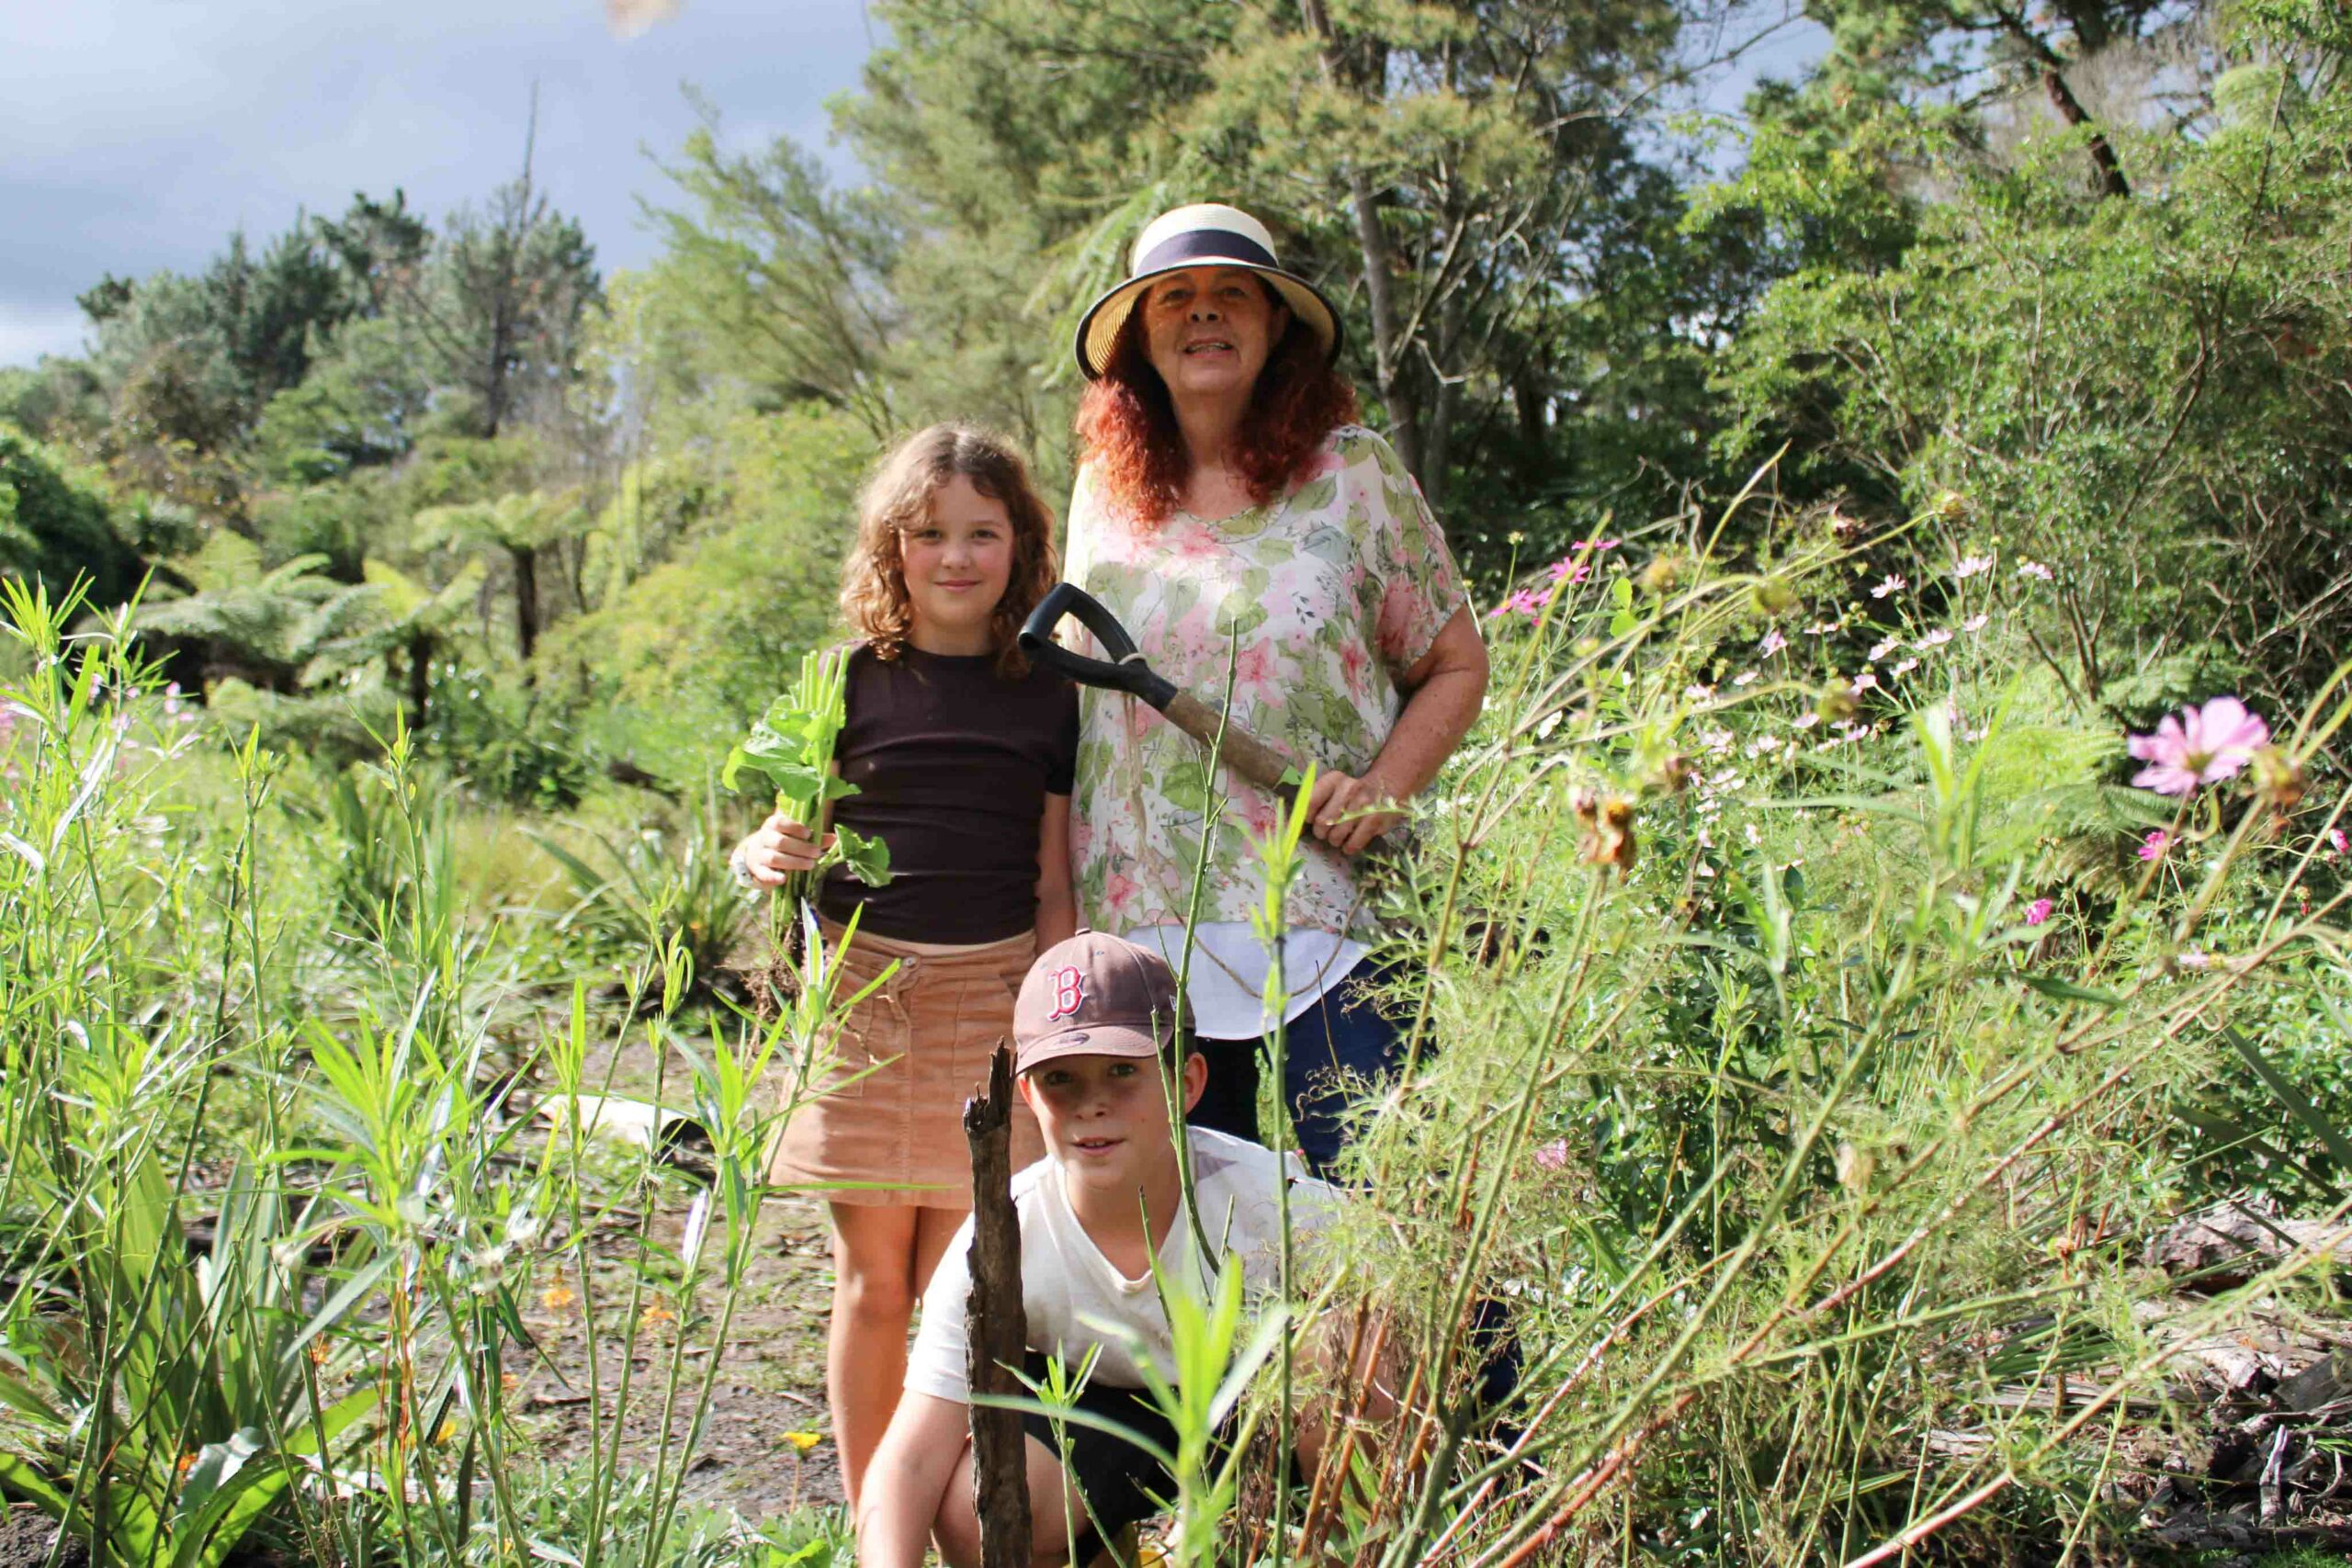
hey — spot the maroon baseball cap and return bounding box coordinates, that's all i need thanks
[1014,931,1193,1074]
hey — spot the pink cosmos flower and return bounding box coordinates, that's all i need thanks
[1758,629,1788,657]
[1532,1139,1570,1172]
[1891,657,1919,675]
[1913,628,1952,650]
[2016,560,2054,581]
[2126,696,2270,795]
[2138,829,2169,863]
[1870,574,1906,600]
[1574,538,1621,552]
[2025,897,2052,926]
[2326,828,2347,858]
[1868,637,1899,661]
[1952,554,1995,579]
[1962,614,1990,632]
[1547,557,1592,585]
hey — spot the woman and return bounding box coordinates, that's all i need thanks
[1062,203,1489,1171]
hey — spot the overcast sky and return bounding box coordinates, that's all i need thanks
[1,0,878,367]
[4,1,1822,371]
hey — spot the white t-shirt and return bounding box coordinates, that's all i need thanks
[905,1127,1338,1401]
[1126,923,1368,1041]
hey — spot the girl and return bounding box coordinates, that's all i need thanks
[729,423,1078,1506]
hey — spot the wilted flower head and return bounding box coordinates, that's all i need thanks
[2326,828,2348,858]
[2249,745,2305,813]
[2126,696,2269,795]
[1571,788,1638,873]
[1645,752,1696,795]
[1816,682,1860,725]
[1931,491,1970,522]
[1638,554,1682,594]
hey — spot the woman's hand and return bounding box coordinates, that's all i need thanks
[733,813,833,887]
[1305,770,1407,857]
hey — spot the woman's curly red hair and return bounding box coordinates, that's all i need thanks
[839,423,1060,677]
[1075,299,1358,527]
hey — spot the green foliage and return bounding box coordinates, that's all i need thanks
[1714,6,2352,705]
[0,422,144,606]
[725,646,891,892]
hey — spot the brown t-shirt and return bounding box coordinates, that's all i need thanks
[817,643,1079,944]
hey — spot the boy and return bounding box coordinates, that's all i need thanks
[855,930,1342,1568]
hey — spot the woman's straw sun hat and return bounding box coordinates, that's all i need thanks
[1074,203,1342,380]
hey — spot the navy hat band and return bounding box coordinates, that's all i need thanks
[1134,229,1281,275]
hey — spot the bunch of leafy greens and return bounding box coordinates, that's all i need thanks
[724,646,890,899]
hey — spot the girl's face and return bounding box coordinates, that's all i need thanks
[1140,265,1291,409]
[899,474,1016,655]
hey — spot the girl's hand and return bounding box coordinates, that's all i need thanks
[1305,770,1406,857]
[735,814,834,886]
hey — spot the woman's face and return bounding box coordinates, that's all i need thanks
[899,474,1015,654]
[1139,265,1292,409]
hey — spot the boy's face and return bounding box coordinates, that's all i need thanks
[1020,1051,1208,1196]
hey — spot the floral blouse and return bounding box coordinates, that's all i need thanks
[1063,424,1470,936]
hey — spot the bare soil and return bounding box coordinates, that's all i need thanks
[502,1008,851,1523]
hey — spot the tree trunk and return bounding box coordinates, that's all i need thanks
[1298,0,1427,483]
[406,630,432,730]
[963,1046,1032,1568]
[2041,66,2131,198]
[511,544,540,665]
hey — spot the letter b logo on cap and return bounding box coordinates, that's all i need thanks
[1046,965,1086,1021]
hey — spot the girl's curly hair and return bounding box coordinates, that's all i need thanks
[839,423,1061,677]
[1074,292,1358,527]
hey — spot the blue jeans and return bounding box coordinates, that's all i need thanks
[1185,961,1408,1175]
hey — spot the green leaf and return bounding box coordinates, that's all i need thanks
[2222,1026,2352,1172]
[831,826,892,887]
[2018,974,2121,1008]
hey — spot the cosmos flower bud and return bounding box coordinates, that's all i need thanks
[1638,555,1682,594]
[1816,682,1860,725]
[1750,576,1798,616]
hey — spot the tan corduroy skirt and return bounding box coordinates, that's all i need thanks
[766,920,1045,1208]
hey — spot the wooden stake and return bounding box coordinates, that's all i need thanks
[964,1044,1032,1568]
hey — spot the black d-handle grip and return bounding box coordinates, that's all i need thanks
[1018,582,1178,709]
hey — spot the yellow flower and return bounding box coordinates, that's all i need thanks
[639,1300,675,1330]
[782,1431,822,1455]
[540,1269,577,1313]
[500,1371,520,1396]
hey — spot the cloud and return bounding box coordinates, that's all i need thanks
[2,0,877,367]
[0,303,92,367]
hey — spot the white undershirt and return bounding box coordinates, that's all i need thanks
[1123,923,1367,1041]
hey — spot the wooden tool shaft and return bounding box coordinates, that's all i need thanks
[1161,690,1298,802]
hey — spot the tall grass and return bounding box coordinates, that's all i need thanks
[0,580,867,1567]
[1025,500,2352,1565]
[4,476,2348,1568]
